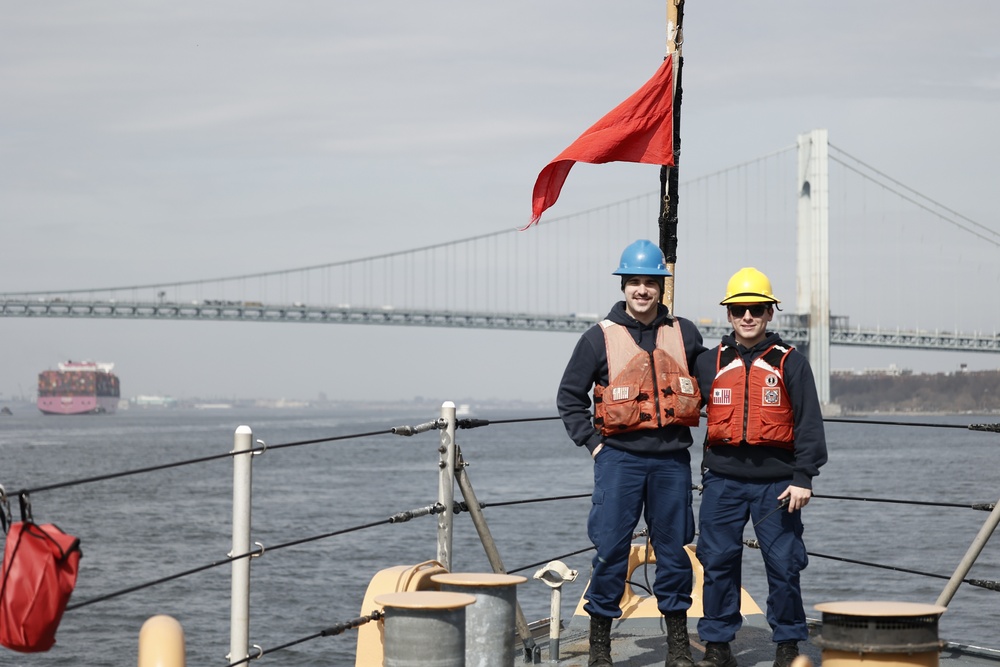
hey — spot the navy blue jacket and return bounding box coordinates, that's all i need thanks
[695,331,828,489]
[557,301,707,456]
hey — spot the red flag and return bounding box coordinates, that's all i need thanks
[529,58,675,226]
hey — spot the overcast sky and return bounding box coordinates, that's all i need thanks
[2,2,999,405]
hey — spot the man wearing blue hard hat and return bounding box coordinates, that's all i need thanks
[557,239,706,667]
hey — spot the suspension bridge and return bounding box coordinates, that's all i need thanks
[3,130,999,403]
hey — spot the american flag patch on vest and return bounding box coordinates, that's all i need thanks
[713,388,732,405]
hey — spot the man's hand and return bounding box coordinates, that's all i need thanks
[778,485,812,511]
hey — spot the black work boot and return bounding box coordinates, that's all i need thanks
[589,615,614,667]
[773,641,799,667]
[697,641,737,667]
[664,611,695,667]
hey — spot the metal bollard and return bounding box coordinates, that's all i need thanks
[432,572,527,667]
[532,561,578,662]
[138,615,186,667]
[374,591,476,667]
[814,601,947,667]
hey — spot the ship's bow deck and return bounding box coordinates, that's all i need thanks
[549,614,821,667]
[543,616,1000,667]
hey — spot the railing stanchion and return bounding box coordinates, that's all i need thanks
[229,425,254,665]
[936,492,1000,607]
[455,453,539,660]
[438,402,457,571]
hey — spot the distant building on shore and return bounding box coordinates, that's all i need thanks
[133,395,178,408]
[832,363,912,377]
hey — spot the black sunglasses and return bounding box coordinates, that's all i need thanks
[728,304,769,318]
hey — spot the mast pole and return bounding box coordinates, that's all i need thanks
[660,0,684,311]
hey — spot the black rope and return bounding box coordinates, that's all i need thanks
[0,485,9,535]
[658,2,684,267]
[225,611,383,667]
[628,579,654,596]
[752,497,790,529]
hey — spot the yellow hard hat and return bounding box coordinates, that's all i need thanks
[720,267,781,305]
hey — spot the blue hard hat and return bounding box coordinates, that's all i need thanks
[612,240,672,276]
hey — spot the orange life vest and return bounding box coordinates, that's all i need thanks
[706,343,795,448]
[593,319,701,435]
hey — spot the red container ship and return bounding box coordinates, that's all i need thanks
[37,361,121,415]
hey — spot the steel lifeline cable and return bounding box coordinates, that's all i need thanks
[0,422,400,652]
[740,489,1000,593]
[740,540,1000,593]
[224,611,384,667]
[0,415,568,659]
[79,416,585,662]
[3,411,996,659]
[66,502,448,612]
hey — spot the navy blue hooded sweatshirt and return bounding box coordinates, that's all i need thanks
[694,331,828,489]
[557,301,706,456]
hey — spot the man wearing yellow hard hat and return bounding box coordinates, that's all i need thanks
[693,268,828,667]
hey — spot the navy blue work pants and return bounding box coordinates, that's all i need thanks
[584,446,695,618]
[696,470,808,643]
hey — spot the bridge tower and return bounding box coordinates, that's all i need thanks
[796,129,833,406]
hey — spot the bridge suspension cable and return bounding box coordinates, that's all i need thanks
[829,143,1000,247]
[2,139,996,349]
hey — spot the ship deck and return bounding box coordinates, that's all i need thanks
[545,614,815,667]
[537,614,1000,667]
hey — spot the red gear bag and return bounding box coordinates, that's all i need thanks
[0,522,82,652]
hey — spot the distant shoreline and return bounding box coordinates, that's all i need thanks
[6,369,1000,417]
[831,369,1000,414]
